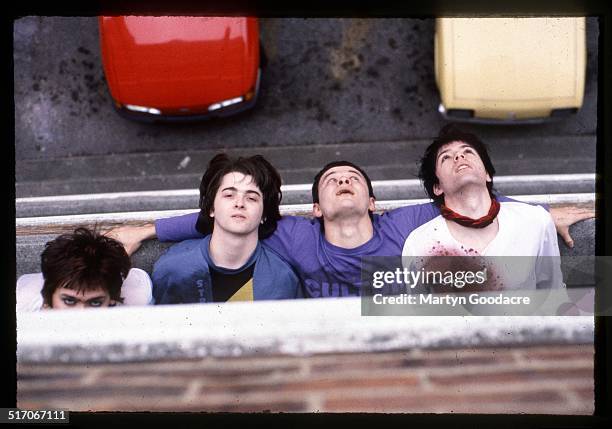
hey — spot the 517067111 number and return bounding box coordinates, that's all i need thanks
[2,409,69,424]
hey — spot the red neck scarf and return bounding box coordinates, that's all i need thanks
[440,197,500,228]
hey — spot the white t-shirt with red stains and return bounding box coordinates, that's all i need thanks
[401,201,564,289]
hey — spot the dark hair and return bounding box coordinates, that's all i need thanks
[196,153,282,239]
[41,227,130,307]
[419,123,496,206]
[311,160,375,204]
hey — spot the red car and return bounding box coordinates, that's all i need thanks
[98,16,261,122]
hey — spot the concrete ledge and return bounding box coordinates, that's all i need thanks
[15,192,597,235]
[15,197,596,279]
[16,174,595,217]
[16,297,594,364]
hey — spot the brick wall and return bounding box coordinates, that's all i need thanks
[17,344,593,414]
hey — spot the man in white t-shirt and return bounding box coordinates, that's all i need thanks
[402,124,563,290]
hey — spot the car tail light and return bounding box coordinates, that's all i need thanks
[244,88,255,101]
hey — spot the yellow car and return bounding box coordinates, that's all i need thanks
[435,17,586,122]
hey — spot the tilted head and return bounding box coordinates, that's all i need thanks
[41,227,130,309]
[197,154,282,239]
[419,123,495,206]
[311,161,376,224]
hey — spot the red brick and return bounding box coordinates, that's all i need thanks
[310,356,406,372]
[311,353,516,373]
[573,386,595,400]
[518,345,594,362]
[15,345,595,414]
[406,354,516,368]
[310,348,518,373]
[429,367,592,386]
[17,384,186,403]
[69,395,309,412]
[100,364,301,380]
[279,374,421,391]
[18,371,84,382]
[18,370,197,393]
[61,358,300,375]
[17,363,95,376]
[323,390,566,412]
[419,347,516,359]
[187,373,421,396]
[161,401,309,412]
[18,378,89,392]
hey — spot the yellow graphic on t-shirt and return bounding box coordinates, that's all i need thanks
[227,278,254,302]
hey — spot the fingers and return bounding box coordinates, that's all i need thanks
[104,226,136,255]
[550,206,595,227]
[558,227,574,248]
[569,208,595,222]
[104,224,155,256]
[103,229,119,241]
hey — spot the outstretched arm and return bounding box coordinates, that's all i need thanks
[105,223,157,256]
[106,212,202,256]
[549,205,595,248]
[498,194,594,248]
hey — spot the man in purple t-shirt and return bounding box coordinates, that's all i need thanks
[110,159,591,298]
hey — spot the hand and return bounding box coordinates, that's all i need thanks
[105,224,156,256]
[549,206,595,248]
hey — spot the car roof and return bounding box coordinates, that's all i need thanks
[99,16,259,110]
[435,17,586,118]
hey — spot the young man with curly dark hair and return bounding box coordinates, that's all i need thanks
[151,154,301,304]
[402,124,563,289]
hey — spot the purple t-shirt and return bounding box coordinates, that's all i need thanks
[156,203,440,298]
